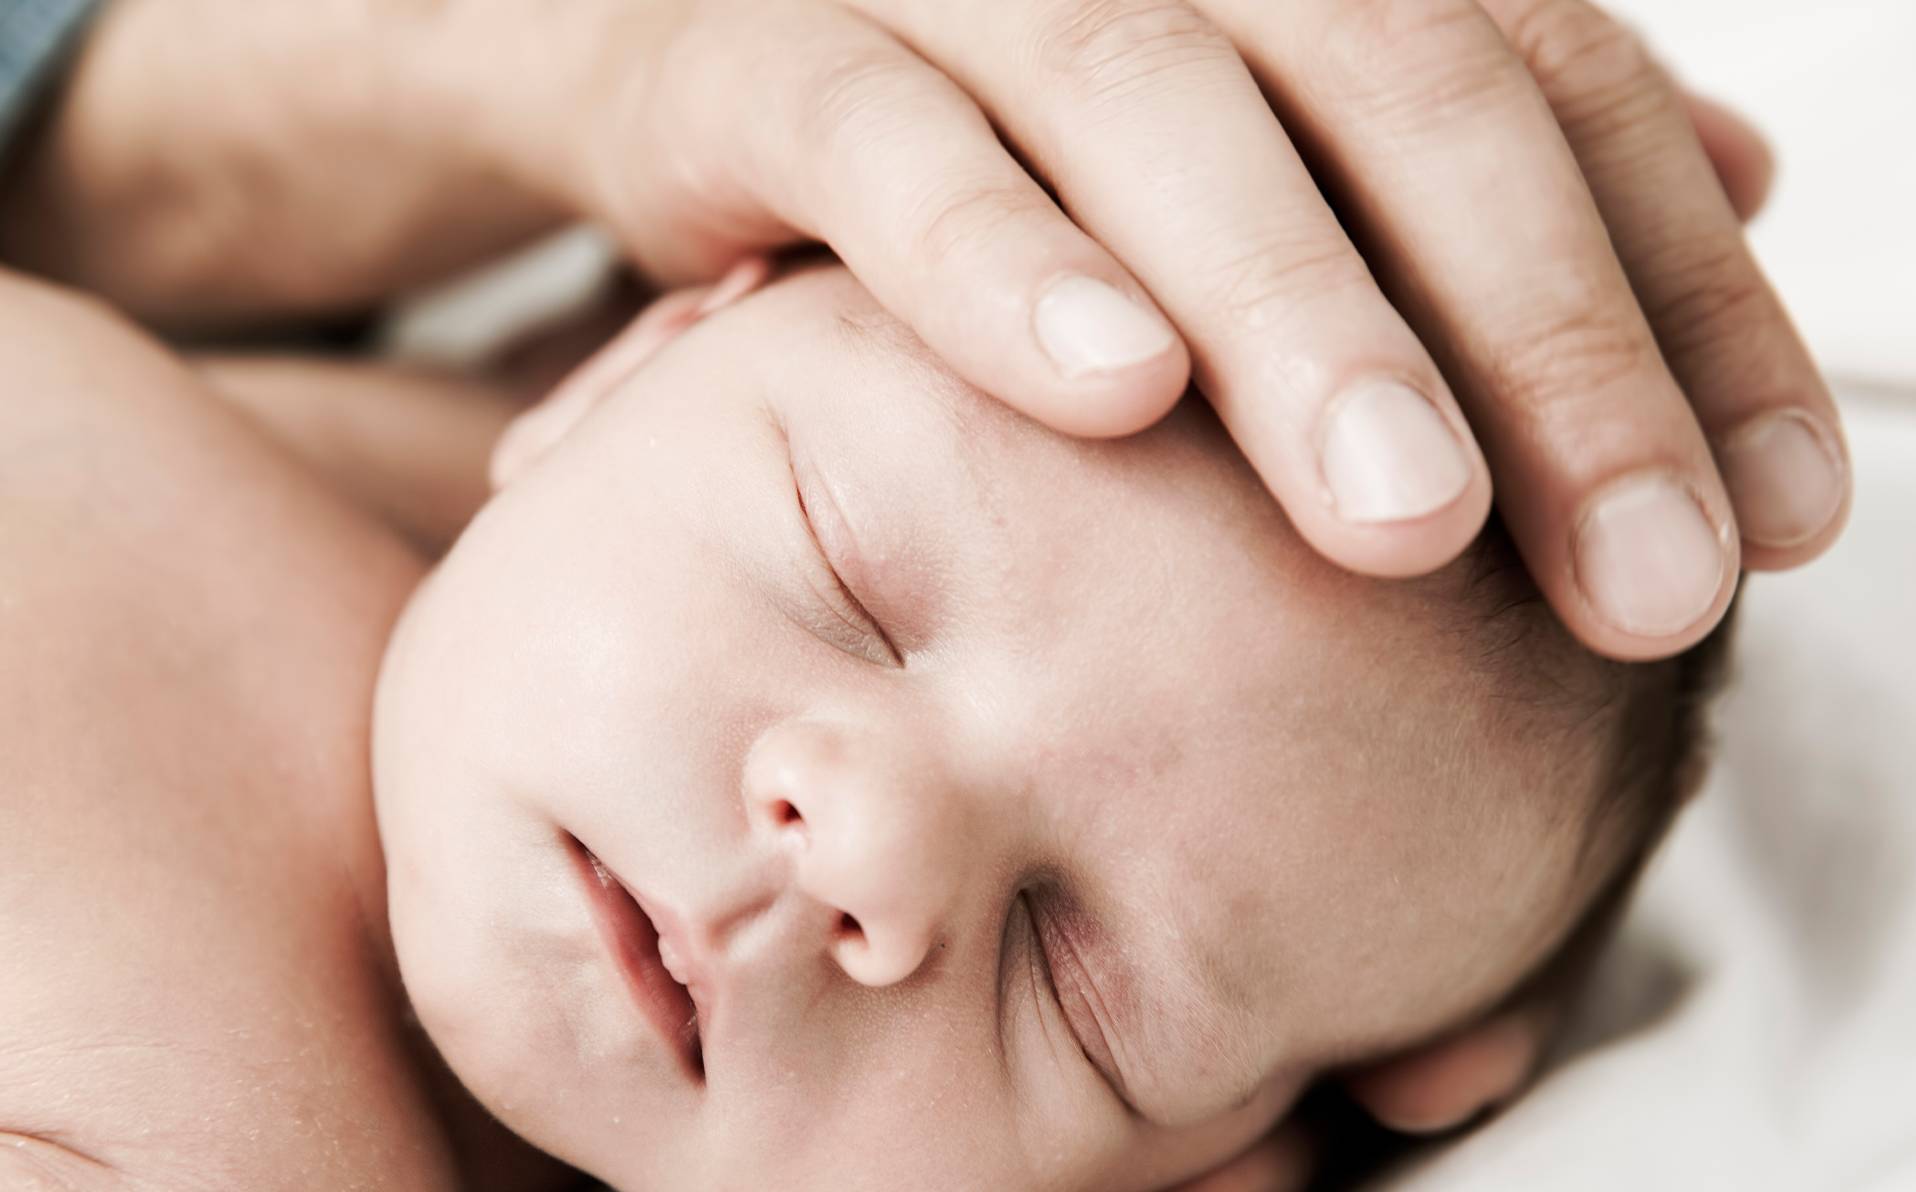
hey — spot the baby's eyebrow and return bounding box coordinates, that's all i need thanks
[831,301,929,365]
[826,303,1024,483]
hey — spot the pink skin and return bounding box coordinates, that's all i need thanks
[373,266,1623,1190]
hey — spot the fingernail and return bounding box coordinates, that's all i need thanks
[1320,381,1473,523]
[1719,410,1845,548]
[1575,474,1727,638]
[1033,276,1177,378]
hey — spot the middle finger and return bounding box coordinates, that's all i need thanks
[861,0,1496,578]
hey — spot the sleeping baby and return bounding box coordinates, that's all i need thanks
[0,261,1729,1191]
[372,262,1731,1189]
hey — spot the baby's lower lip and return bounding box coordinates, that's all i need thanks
[565,836,704,1081]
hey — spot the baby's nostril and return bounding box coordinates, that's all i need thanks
[771,799,803,827]
[837,912,863,940]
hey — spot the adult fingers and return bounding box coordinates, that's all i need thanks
[1207,0,1736,660]
[1481,0,1849,570]
[662,4,1196,439]
[861,0,1493,578]
[1683,91,1777,222]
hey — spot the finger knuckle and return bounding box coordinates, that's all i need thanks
[797,46,934,163]
[1497,0,1666,116]
[609,21,748,226]
[1202,232,1374,336]
[1032,0,1235,107]
[0,1135,98,1192]
[1337,0,1499,46]
[907,180,1039,272]
[1323,0,1534,133]
[1488,299,1662,423]
[1642,239,1776,362]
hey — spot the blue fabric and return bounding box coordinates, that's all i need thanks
[0,0,100,162]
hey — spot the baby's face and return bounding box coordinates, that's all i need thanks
[375,268,1612,1190]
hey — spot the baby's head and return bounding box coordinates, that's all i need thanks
[373,264,1727,1190]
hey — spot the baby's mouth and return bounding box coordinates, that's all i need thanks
[567,835,704,1080]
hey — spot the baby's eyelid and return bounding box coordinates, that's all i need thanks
[1029,894,1140,1119]
[789,454,902,667]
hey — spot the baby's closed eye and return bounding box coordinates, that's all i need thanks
[769,431,900,667]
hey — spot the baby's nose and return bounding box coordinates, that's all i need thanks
[743,718,967,986]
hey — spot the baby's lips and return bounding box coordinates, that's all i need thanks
[633,889,721,1021]
[657,932,692,986]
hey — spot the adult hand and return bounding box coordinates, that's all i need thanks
[2,0,1849,660]
[546,0,1846,661]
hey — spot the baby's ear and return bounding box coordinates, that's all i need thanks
[1338,1010,1544,1135]
[489,257,772,489]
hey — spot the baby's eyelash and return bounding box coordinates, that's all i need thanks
[789,455,901,667]
[1025,892,1137,1118]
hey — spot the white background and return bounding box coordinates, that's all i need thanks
[1605,0,1915,387]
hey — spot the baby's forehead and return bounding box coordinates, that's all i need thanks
[789,278,1286,539]
[730,269,1576,746]
[791,279,1467,628]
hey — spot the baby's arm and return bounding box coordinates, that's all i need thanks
[190,283,647,554]
[0,273,463,1189]
[197,353,518,554]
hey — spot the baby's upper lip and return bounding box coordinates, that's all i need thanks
[567,837,709,1080]
[629,887,718,1024]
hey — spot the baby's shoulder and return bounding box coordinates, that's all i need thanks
[0,274,458,1189]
